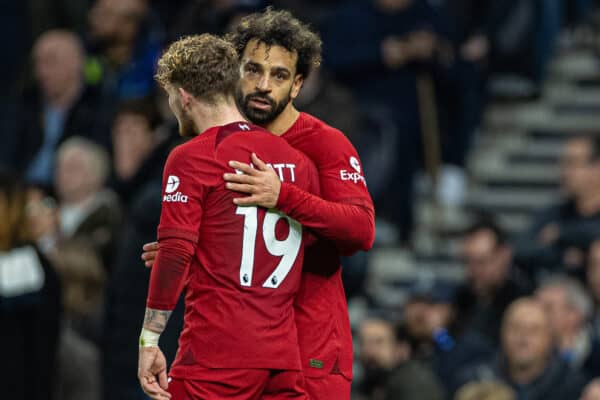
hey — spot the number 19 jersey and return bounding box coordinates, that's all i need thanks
[157,122,319,378]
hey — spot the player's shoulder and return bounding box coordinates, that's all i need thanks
[166,131,217,169]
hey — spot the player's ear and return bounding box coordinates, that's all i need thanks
[290,74,303,100]
[178,87,192,109]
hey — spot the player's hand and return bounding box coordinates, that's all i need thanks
[141,241,160,268]
[138,346,171,400]
[224,153,281,208]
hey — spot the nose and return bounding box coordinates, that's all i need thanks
[256,73,271,92]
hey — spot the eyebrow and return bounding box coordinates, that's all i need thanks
[244,61,262,69]
[272,67,291,76]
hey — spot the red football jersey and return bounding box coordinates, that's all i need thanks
[280,113,375,379]
[152,122,319,378]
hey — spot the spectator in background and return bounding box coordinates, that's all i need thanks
[54,136,121,271]
[87,0,163,100]
[403,286,493,396]
[323,0,437,242]
[432,0,490,206]
[586,240,600,335]
[515,136,600,278]
[454,219,532,345]
[272,0,339,28]
[109,96,174,206]
[455,381,515,400]
[166,0,266,39]
[536,276,600,378]
[356,316,444,400]
[294,67,362,143]
[102,99,182,400]
[1,171,62,400]
[0,30,110,186]
[463,298,587,400]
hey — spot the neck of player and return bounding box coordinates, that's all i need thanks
[192,97,248,133]
[263,102,300,136]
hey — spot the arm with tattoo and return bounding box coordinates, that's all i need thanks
[143,308,173,334]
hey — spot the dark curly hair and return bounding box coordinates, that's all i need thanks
[155,34,239,102]
[227,7,322,78]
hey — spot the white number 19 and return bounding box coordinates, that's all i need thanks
[235,206,302,288]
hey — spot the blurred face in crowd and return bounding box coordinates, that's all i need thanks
[404,298,453,340]
[236,39,303,125]
[462,229,511,296]
[502,300,553,376]
[536,285,582,344]
[33,30,83,103]
[112,112,156,180]
[55,146,101,204]
[587,241,600,304]
[403,299,432,339]
[359,319,406,371]
[560,138,597,197]
[88,0,147,46]
[164,84,196,137]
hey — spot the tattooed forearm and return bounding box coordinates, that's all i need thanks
[143,308,172,333]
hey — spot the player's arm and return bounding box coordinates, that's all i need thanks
[138,146,205,399]
[225,134,375,254]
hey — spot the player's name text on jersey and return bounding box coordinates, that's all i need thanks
[267,163,296,182]
[237,163,297,182]
[163,192,189,203]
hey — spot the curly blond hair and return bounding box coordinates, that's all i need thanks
[155,34,239,102]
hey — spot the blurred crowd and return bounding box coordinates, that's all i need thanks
[2,0,600,399]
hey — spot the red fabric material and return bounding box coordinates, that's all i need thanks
[304,374,351,400]
[168,371,269,400]
[146,237,194,310]
[282,113,376,379]
[168,370,308,400]
[277,182,374,254]
[281,112,375,254]
[151,124,319,377]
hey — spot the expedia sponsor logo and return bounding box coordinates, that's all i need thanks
[350,156,361,173]
[165,175,180,193]
[340,170,367,186]
[163,192,189,203]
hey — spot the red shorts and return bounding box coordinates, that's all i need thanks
[304,374,351,400]
[168,369,307,400]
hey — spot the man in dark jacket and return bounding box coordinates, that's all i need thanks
[463,298,587,400]
[455,218,532,345]
[515,136,600,277]
[1,30,111,186]
[323,0,437,241]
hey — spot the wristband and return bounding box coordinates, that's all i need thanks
[139,328,161,348]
